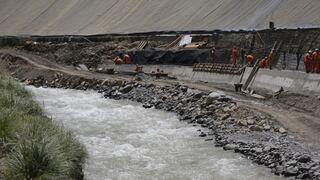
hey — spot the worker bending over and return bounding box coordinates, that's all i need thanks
[123,54,131,64]
[304,50,313,73]
[231,47,239,65]
[259,57,268,68]
[112,53,131,65]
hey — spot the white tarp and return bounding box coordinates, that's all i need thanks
[179,35,192,47]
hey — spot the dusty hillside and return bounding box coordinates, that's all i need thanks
[0,0,320,35]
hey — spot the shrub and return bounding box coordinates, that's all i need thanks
[0,70,86,180]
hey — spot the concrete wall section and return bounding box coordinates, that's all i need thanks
[114,65,320,94]
[250,68,320,93]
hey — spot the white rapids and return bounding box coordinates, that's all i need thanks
[28,87,284,180]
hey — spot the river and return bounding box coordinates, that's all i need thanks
[28,87,283,180]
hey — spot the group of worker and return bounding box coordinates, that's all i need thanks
[304,49,320,73]
[231,47,274,69]
[112,53,131,65]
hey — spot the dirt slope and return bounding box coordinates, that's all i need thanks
[1,0,320,35]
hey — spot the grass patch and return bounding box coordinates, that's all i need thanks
[0,71,86,179]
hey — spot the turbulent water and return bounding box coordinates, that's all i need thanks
[28,87,284,180]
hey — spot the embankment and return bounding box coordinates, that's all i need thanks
[0,71,86,179]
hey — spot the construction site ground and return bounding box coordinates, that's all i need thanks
[1,47,320,157]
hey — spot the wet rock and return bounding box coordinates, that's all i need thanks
[223,144,238,151]
[120,85,133,93]
[283,166,298,177]
[298,155,311,163]
[199,132,207,137]
[142,104,153,109]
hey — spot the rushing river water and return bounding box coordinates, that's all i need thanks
[28,87,283,180]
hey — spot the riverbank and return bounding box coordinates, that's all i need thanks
[0,71,86,179]
[1,49,320,179]
[22,74,320,179]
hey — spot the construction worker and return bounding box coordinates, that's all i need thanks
[112,55,123,65]
[123,54,131,64]
[211,47,216,64]
[304,50,313,73]
[259,57,268,68]
[231,47,239,65]
[314,49,320,73]
[246,54,254,66]
[267,49,274,69]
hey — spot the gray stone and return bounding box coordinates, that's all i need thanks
[283,166,299,176]
[223,144,238,151]
[120,85,133,93]
[249,125,263,131]
[247,119,255,125]
[298,155,311,163]
[263,125,271,131]
[221,114,230,120]
[279,127,287,134]
[237,120,248,127]
[78,64,89,71]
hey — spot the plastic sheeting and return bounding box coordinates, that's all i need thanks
[0,0,320,35]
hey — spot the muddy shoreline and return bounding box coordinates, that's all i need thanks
[13,72,317,179]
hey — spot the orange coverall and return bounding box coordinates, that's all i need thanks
[304,53,313,73]
[231,47,239,65]
[123,54,131,64]
[314,52,320,73]
[259,58,267,68]
[267,51,273,69]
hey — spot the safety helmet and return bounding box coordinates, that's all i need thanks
[308,50,313,54]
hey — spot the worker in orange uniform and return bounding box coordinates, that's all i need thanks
[246,54,254,66]
[267,49,274,69]
[231,47,239,65]
[112,55,123,65]
[123,54,131,64]
[304,50,313,73]
[314,49,320,73]
[259,57,268,68]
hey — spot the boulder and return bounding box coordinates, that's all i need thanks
[279,127,287,134]
[249,125,263,131]
[120,85,133,93]
[237,120,248,127]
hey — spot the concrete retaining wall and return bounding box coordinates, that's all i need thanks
[114,65,320,94]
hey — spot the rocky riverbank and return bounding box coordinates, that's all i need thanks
[16,74,320,179]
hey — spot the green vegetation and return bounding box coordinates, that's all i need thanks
[0,71,87,180]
